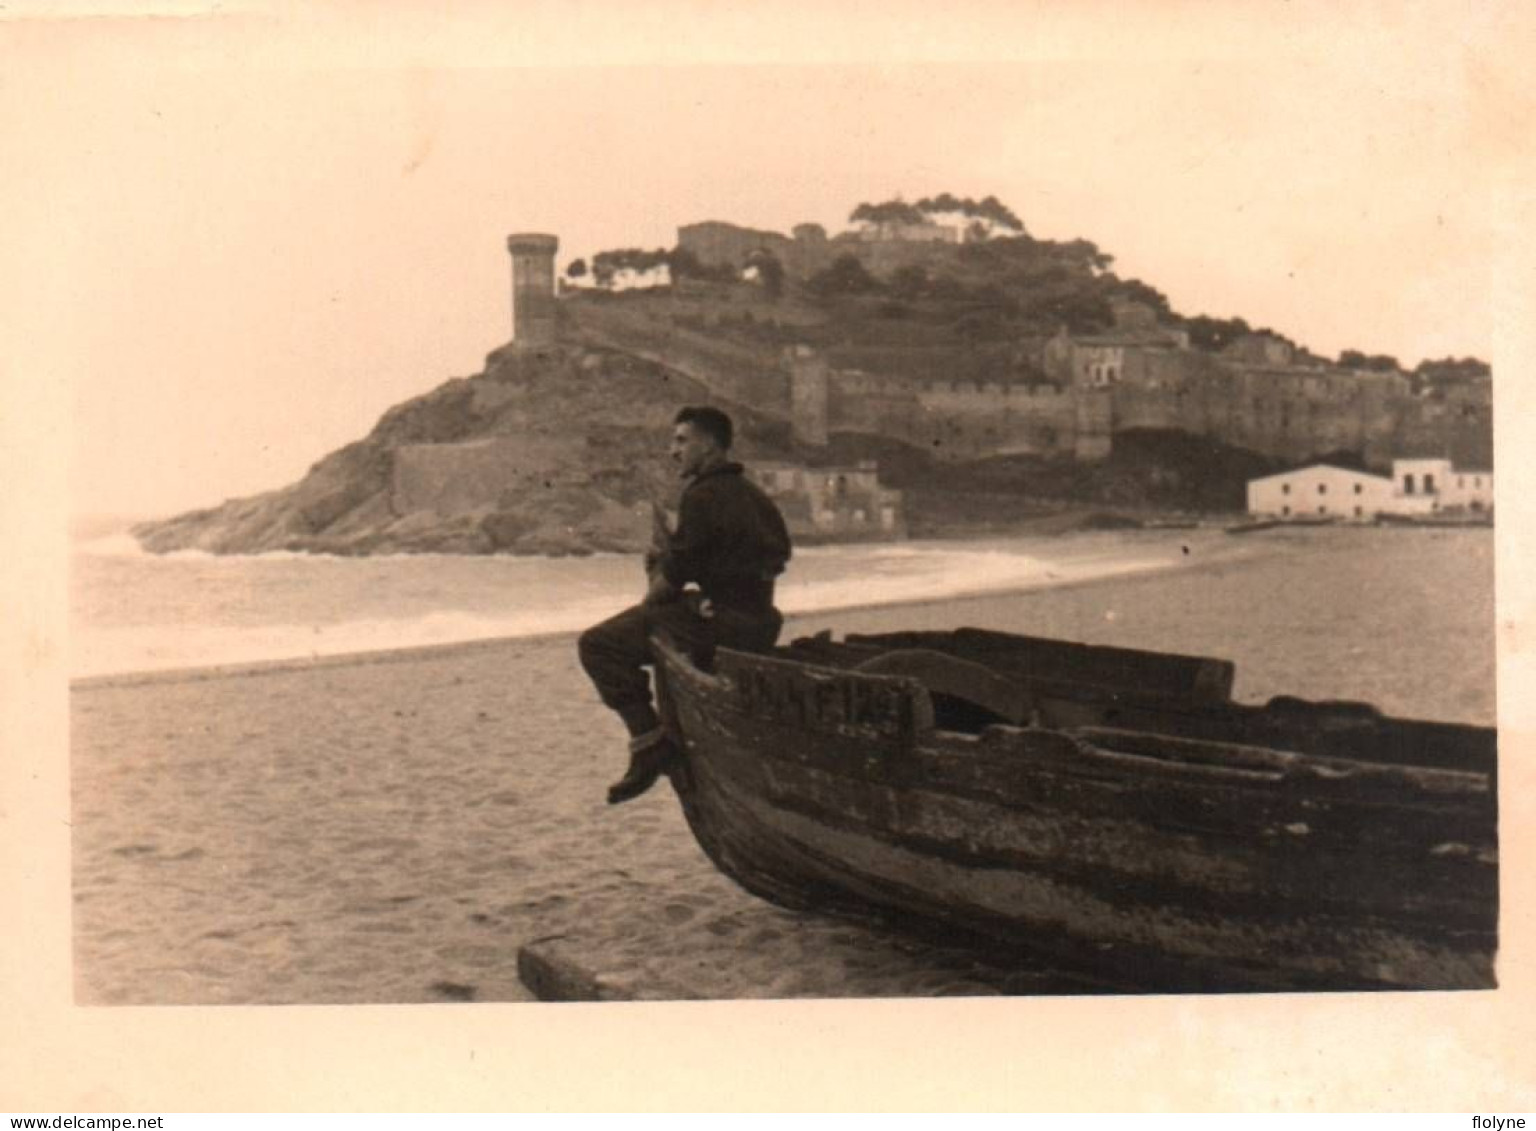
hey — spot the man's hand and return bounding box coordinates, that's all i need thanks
[643,501,679,604]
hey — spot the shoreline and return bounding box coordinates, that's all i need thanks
[102,504,1239,561]
[70,532,1268,692]
[69,524,1495,1005]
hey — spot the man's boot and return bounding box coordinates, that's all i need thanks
[607,726,677,805]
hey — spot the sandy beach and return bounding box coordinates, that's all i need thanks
[70,527,1495,1004]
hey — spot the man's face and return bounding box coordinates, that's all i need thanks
[670,421,717,479]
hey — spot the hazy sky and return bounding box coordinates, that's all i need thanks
[5,2,1527,519]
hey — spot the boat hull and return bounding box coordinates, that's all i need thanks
[655,638,1497,993]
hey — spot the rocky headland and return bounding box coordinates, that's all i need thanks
[132,338,792,557]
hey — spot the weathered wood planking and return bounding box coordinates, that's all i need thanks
[654,629,1497,993]
[791,629,1495,775]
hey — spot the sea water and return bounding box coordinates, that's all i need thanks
[70,523,1220,678]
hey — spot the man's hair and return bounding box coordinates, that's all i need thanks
[675,405,734,450]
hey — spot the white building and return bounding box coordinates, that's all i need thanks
[1247,464,1394,521]
[1393,458,1494,512]
[1247,459,1494,520]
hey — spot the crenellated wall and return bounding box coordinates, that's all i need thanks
[788,336,1492,468]
[789,349,1079,461]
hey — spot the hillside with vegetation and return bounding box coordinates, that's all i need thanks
[134,193,1489,555]
[584,193,1489,380]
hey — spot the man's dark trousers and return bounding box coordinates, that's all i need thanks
[578,597,783,739]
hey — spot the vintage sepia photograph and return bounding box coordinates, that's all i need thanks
[7,0,1535,1112]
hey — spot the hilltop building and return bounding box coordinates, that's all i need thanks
[851,217,962,244]
[677,218,976,281]
[676,222,792,271]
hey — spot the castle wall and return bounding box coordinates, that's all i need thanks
[567,299,790,411]
[912,381,1076,459]
[1101,347,1480,467]
[1216,367,1408,462]
[820,373,1076,460]
[666,289,825,331]
[789,332,1492,470]
[677,222,791,268]
[779,239,838,279]
[1074,388,1113,460]
[1112,349,1213,432]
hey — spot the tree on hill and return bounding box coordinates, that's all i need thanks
[849,200,927,228]
[565,258,587,280]
[1415,356,1491,381]
[1039,238,1113,274]
[1105,277,1173,319]
[1181,315,1253,352]
[889,264,932,300]
[1338,349,1402,373]
[807,254,884,297]
[954,308,1011,345]
[956,233,1113,278]
[591,247,671,287]
[915,192,1026,233]
[666,247,738,284]
[1023,282,1112,334]
[969,281,1013,310]
[928,274,969,301]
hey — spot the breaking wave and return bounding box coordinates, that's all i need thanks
[71,533,1199,679]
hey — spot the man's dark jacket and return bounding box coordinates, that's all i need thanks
[659,462,792,613]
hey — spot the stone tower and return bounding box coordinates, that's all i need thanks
[506,233,559,347]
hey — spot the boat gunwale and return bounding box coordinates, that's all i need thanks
[664,637,1495,800]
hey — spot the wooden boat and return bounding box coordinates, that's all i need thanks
[652,626,1497,993]
[1225,515,1341,535]
[1224,519,1282,534]
[1375,512,1494,529]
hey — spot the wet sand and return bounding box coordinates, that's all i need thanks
[70,527,1495,1003]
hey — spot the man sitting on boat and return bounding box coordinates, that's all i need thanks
[578,405,793,805]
